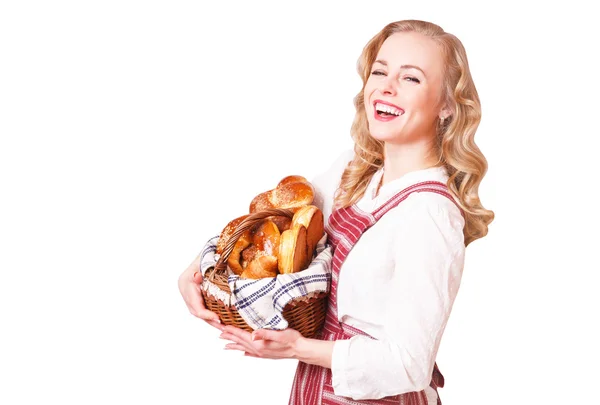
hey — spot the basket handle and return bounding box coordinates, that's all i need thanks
[209,208,295,282]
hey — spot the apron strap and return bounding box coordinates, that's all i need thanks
[373,180,464,220]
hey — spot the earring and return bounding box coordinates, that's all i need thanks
[440,116,445,126]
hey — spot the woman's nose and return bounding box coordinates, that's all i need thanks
[379,76,397,96]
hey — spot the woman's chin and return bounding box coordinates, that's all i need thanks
[368,130,400,143]
[367,121,403,141]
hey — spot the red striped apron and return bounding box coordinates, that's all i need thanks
[288,181,463,405]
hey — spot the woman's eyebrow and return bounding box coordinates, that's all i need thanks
[373,59,426,77]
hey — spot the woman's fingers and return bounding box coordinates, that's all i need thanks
[220,331,252,346]
[195,307,221,323]
[182,278,221,324]
[206,320,225,331]
[220,332,259,355]
[178,255,223,329]
[252,328,301,345]
[252,329,286,342]
[184,286,211,317]
[222,325,255,345]
[224,343,246,351]
[220,329,292,358]
[189,305,223,330]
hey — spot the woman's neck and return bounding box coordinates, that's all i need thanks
[381,141,440,186]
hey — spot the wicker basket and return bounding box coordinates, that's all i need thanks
[201,208,328,338]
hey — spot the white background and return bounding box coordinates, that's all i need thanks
[1,1,598,404]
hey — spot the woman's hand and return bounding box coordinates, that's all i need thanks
[219,325,302,359]
[220,325,334,368]
[178,253,224,331]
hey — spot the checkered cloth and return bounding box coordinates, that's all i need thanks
[200,234,332,331]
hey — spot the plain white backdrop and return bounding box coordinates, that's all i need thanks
[1,1,598,404]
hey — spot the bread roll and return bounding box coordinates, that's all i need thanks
[278,175,309,186]
[292,205,324,257]
[270,216,292,233]
[278,224,309,274]
[216,214,249,255]
[227,229,252,276]
[238,220,280,271]
[240,245,259,269]
[249,175,314,213]
[252,220,280,256]
[240,254,278,279]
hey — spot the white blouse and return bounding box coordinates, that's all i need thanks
[310,150,466,402]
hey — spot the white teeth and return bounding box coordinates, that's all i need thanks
[375,102,402,116]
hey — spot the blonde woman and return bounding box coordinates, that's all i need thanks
[178,19,494,404]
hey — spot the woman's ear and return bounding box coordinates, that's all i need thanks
[439,106,453,120]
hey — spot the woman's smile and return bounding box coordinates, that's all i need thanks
[373,99,405,122]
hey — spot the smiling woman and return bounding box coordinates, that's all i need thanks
[178,19,494,405]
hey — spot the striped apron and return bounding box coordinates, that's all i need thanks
[288,181,462,405]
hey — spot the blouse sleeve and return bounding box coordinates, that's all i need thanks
[310,149,354,224]
[330,194,466,400]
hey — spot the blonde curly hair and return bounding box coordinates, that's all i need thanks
[335,20,494,247]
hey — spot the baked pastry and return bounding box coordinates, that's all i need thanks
[227,229,252,276]
[223,220,281,279]
[278,204,325,274]
[249,175,315,213]
[240,255,278,279]
[292,205,324,257]
[270,216,292,233]
[241,244,259,268]
[216,214,249,255]
[278,223,309,274]
[252,220,281,256]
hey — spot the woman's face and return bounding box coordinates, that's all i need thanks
[363,32,448,144]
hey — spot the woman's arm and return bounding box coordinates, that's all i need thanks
[293,336,335,369]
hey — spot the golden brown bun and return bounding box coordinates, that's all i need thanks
[278,224,309,274]
[227,230,252,276]
[249,176,315,213]
[271,182,314,211]
[216,214,249,255]
[270,216,292,233]
[248,192,272,213]
[240,244,259,269]
[292,205,324,256]
[252,220,280,256]
[238,220,280,271]
[277,175,309,186]
[240,255,278,279]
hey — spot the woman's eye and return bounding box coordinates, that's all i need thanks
[405,76,420,83]
[371,70,385,76]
